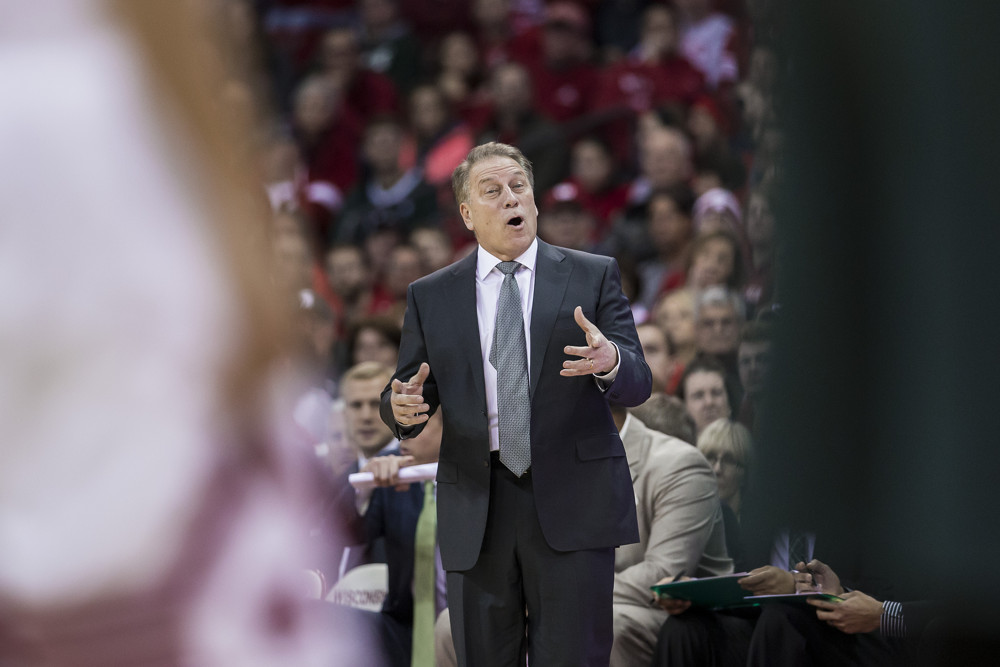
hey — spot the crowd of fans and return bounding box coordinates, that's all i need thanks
[206,1,928,665]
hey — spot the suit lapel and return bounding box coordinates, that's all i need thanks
[447,252,488,412]
[529,241,571,399]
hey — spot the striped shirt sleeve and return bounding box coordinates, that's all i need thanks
[881,600,906,637]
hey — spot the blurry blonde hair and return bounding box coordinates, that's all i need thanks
[697,418,753,469]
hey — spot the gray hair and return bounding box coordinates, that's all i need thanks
[694,286,746,322]
[451,142,534,207]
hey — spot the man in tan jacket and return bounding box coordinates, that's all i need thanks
[609,405,733,666]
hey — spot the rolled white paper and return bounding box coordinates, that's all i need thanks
[348,462,439,491]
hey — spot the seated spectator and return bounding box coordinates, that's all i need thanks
[743,188,776,317]
[355,411,445,667]
[694,285,745,374]
[679,356,736,437]
[636,187,695,309]
[380,243,426,317]
[611,125,694,262]
[335,116,442,246]
[697,417,753,570]
[325,243,394,330]
[357,0,422,95]
[693,187,743,236]
[594,4,706,163]
[410,226,456,275]
[517,2,599,125]
[685,228,744,291]
[538,182,598,252]
[318,25,399,118]
[630,392,697,445]
[567,136,630,233]
[688,96,746,196]
[674,0,741,91]
[291,74,362,231]
[737,320,772,432]
[435,31,491,127]
[345,316,402,372]
[476,61,570,194]
[636,322,673,395]
[609,405,733,666]
[652,287,698,394]
[471,0,540,72]
[400,83,475,189]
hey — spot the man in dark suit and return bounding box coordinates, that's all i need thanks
[360,411,445,666]
[380,142,652,666]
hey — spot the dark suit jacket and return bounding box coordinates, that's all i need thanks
[365,451,427,626]
[380,240,651,571]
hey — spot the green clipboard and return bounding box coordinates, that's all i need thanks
[728,592,844,608]
[650,573,753,610]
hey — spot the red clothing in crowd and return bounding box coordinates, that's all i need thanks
[526,61,599,124]
[566,176,630,233]
[301,105,363,202]
[593,56,706,162]
[342,69,399,119]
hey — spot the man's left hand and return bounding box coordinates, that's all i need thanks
[808,591,883,634]
[561,306,618,376]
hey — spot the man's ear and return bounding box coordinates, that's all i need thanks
[460,202,473,231]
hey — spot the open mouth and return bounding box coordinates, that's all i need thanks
[507,216,524,227]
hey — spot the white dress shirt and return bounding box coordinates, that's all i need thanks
[476,241,538,453]
[474,240,620,452]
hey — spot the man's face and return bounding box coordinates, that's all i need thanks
[326,248,368,299]
[648,196,691,252]
[385,246,423,298]
[399,411,443,465]
[341,376,393,458]
[738,340,771,398]
[688,237,735,289]
[460,156,538,261]
[696,303,740,355]
[684,371,730,434]
[637,323,671,391]
[641,129,691,190]
[539,206,593,250]
[656,292,696,349]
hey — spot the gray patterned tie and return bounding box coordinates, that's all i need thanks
[490,261,531,476]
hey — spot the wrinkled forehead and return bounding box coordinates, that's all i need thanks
[471,156,528,184]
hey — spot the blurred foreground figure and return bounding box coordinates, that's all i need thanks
[0,2,370,664]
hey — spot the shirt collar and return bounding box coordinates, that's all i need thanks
[619,412,635,441]
[476,238,538,281]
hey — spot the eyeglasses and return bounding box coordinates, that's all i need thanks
[703,453,743,469]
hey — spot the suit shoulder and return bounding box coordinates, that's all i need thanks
[555,245,617,270]
[410,253,475,294]
[646,432,713,472]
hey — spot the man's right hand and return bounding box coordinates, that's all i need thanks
[738,566,795,595]
[363,454,417,491]
[390,362,431,427]
[799,558,844,596]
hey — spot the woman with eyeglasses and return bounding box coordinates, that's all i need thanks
[697,418,752,571]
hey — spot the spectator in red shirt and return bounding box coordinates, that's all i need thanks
[324,243,394,331]
[594,4,706,163]
[567,136,630,234]
[537,181,599,252]
[290,75,363,234]
[357,0,422,95]
[399,84,475,189]
[317,26,399,119]
[518,2,599,125]
[636,187,696,309]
